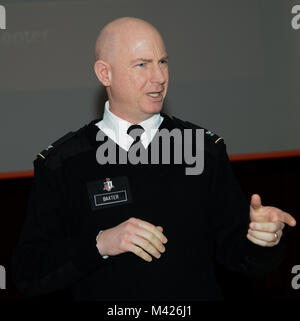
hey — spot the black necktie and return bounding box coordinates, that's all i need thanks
[127,125,145,156]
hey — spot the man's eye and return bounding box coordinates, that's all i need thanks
[160,60,168,64]
[137,63,145,67]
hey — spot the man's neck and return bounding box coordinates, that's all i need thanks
[95,100,164,152]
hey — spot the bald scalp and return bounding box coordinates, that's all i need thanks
[94,17,162,63]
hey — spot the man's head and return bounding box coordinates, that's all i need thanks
[94,17,169,124]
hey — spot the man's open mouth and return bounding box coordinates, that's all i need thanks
[147,91,163,99]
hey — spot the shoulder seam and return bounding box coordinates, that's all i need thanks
[171,115,224,144]
[37,131,76,160]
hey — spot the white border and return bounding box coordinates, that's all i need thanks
[94,189,128,206]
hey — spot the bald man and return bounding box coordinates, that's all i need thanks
[12,17,296,301]
[94,17,169,123]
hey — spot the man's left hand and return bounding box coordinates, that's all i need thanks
[247,194,297,247]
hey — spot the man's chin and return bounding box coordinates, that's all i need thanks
[143,101,164,115]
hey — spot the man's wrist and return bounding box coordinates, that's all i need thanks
[96,230,109,259]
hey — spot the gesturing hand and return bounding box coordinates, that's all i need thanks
[96,217,168,262]
[247,194,296,247]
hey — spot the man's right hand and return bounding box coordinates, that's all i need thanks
[96,217,168,262]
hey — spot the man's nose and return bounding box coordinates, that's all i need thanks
[151,64,167,84]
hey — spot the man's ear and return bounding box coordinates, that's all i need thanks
[94,60,111,86]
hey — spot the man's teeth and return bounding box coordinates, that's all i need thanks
[148,93,160,97]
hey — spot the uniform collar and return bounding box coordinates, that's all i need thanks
[95,100,164,151]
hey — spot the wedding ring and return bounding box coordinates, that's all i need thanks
[274,232,278,241]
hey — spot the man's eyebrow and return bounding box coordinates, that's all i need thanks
[130,56,169,64]
[131,58,152,64]
[160,55,169,61]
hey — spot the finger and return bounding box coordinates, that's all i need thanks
[128,243,153,262]
[156,226,163,232]
[136,228,166,253]
[250,194,262,210]
[274,211,297,227]
[131,235,163,259]
[246,233,277,247]
[131,218,168,243]
[249,221,284,232]
[248,228,282,243]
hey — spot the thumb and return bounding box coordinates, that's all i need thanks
[251,194,262,210]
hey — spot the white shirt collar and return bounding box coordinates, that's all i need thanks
[95,100,163,151]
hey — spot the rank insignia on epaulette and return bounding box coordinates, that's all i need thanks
[45,144,53,151]
[205,130,223,144]
[214,137,223,144]
[37,153,46,159]
[37,131,75,160]
[205,131,214,137]
[38,145,53,159]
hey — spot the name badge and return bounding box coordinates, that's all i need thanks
[86,176,132,210]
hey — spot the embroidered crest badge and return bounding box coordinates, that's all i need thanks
[103,178,114,192]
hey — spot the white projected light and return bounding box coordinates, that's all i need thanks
[0,5,6,30]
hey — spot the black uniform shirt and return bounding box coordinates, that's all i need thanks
[12,114,285,301]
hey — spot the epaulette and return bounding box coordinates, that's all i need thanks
[34,123,93,170]
[171,115,224,145]
[37,131,76,160]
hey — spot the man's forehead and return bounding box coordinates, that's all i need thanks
[124,34,166,54]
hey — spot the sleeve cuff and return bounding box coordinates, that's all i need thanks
[70,232,110,276]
